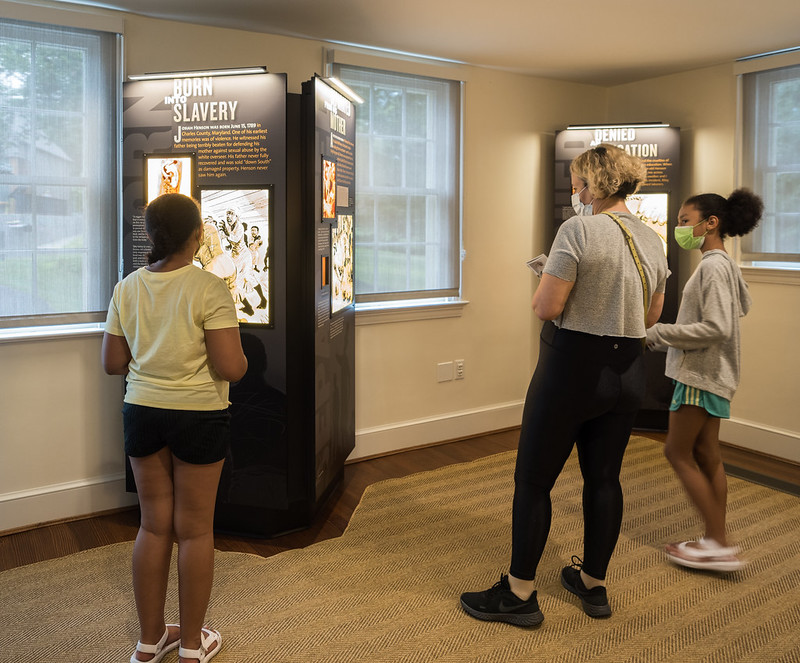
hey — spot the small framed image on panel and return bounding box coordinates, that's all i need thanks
[143,153,196,204]
[322,156,336,221]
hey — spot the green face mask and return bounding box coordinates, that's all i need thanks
[674,219,708,250]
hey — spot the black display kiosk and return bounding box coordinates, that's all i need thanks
[121,71,356,537]
[553,125,681,430]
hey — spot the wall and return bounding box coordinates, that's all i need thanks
[5,9,795,534]
[608,64,800,461]
[0,333,136,530]
[0,6,608,530]
[351,63,608,456]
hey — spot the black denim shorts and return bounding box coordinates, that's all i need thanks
[123,402,230,465]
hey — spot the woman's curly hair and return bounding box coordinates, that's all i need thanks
[570,143,648,200]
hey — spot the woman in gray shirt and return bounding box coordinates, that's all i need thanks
[461,145,669,625]
[646,189,762,572]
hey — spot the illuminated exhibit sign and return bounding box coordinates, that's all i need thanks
[310,76,356,319]
[554,124,680,254]
[559,124,680,192]
[122,72,286,329]
[584,126,661,157]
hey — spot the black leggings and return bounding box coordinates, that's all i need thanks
[509,322,645,581]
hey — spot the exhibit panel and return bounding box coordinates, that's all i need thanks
[120,71,355,537]
[553,125,681,430]
[302,76,357,503]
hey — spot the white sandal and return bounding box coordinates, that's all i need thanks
[178,627,222,663]
[666,538,743,572]
[130,625,180,663]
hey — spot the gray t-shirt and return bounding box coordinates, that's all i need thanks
[544,211,669,338]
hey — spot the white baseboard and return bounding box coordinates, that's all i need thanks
[720,418,800,464]
[351,409,800,465]
[0,474,138,533]
[1,402,524,532]
[350,400,524,461]
[7,412,789,532]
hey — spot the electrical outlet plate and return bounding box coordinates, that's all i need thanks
[454,359,465,380]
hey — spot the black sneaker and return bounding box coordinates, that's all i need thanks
[560,556,611,618]
[460,574,544,627]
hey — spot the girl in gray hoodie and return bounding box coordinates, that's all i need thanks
[646,189,763,572]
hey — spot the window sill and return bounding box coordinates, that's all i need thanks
[0,322,106,344]
[355,298,468,325]
[0,300,471,340]
[741,266,800,286]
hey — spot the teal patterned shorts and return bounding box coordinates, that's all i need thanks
[670,381,730,419]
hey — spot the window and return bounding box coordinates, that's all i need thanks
[741,62,800,267]
[0,18,118,328]
[334,64,462,303]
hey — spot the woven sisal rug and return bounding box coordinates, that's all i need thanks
[2,436,799,662]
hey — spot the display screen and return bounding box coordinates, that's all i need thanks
[628,192,669,255]
[144,154,195,203]
[331,214,354,314]
[198,188,272,326]
[322,157,336,220]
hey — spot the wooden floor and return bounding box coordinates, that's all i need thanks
[1,428,796,573]
[0,429,521,573]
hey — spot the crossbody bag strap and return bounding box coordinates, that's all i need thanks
[604,212,649,336]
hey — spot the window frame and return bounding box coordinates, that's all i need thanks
[331,52,464,313]
[0,5,122,336]
[735,49,800,276]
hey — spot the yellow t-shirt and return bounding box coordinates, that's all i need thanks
[105,265,239,410]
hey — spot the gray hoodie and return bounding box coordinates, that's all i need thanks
[646,250,751,400]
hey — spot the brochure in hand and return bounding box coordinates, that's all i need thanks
[526,254,547,277]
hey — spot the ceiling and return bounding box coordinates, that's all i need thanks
[54,0,800,85]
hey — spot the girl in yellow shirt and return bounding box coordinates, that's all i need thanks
[103,193,247,663]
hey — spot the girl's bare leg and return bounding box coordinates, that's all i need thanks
[130,448,181,660]
[172,456,224,662]
[664,406,729,546]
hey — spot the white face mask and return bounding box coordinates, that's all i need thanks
[571,186,593,216]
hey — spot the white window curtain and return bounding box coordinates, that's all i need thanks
[740,59,800,266]
[334,64,462,302]
[0,17,118,327]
